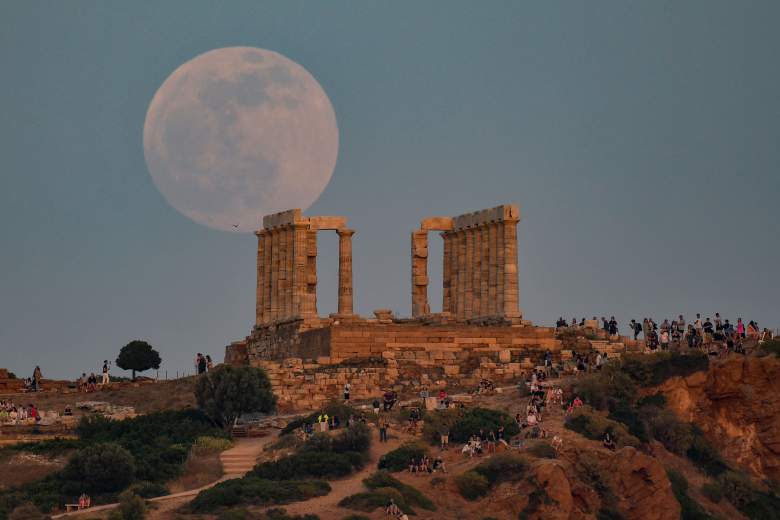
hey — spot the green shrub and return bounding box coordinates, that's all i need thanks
[716,471,755,510]
[252,451,361,480]
[1,438,81,457]
[377,442,428,472]
[63,443,136,493]
[607,400,649,443]
[570,369,637,411]
[473,453,528,485]
[331,423,371,454]
[195,436,234,452]
[189,477,330,512]
[565,408,640,448]
[666,469,713,520]
[338,488,411,514]
[341,516,370,520]
[446,408,519,443]
[195,365,276,430]
[647,410,693,455]
[455,471,490,500]
[620,352,708,387]
[8,503,49,520]
[281,402,358,435]
[363,471,436,510]
[686,430,728,477]
[264,508,320,520]
[107,490,146,520]
[758,339,780,358]
[700,482,723,503]
[636,393,667,408]
[127,481,168,499]
[526,440,557,459]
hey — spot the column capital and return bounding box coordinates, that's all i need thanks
[255,229,268,237]
[336,228,355,237]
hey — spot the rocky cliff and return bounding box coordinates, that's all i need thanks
[654,355,780,483]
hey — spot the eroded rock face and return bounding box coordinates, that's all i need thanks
[603,447,680,520]
[656,356,780,482]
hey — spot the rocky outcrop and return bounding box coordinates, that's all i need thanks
[655,355,780,482]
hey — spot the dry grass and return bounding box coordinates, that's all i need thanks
[4,377,198,418]
[0,452,69,489]
[165,448,223,494]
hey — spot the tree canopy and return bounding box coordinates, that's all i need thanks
[116,340,161,380]
[195,365,277,430]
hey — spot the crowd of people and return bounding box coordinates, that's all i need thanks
[0,400,37,425]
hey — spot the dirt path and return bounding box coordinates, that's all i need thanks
[52,435,273,518]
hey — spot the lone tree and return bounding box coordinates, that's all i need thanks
[116,340,161,380]
[195,365,276,430]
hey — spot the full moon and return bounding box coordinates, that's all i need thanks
[143,47,339,232]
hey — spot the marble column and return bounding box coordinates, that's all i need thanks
[441,232,452,314]
[464,227,474,319]
[270,229,280,322]
[495,222,505,316]
[305,230,318,319]
[456,230,466,320]
[278,228,288,319]
[411,230,429,317]
[263,230,272,322]
[292,223,308,318]
[503,217,520,318]
[337,229,355,315]
[487,223,497,316]
[472,226,481,317]
[480,225,489,317]
[255,231,265,326]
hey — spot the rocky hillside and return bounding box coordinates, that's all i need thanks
[654,354,780,483]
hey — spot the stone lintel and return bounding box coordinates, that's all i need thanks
[420,216,454,231]
[452,204,520,231]
[263,209,304,229]
[309,216,348,231]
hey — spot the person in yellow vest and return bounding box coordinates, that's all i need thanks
[317,412,329,432]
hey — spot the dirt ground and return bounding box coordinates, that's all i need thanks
[0,451,69,490]
[1,377,198,419]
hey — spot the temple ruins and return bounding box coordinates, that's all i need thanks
[225,203,635,410]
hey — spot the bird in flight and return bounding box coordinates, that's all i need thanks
[232,224,239,228]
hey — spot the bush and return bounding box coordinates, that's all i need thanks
[338,488,411,514]
[377,442,428,472]
[108,490,146,520]
[716,471,755,510]
[570,369,637,411]
[331,423,371,454]
[607,400,649,443]
[281,402,358,435]
[473,453,528,485]
[195,436,234,452]
[526,440,557,459]
[758,339,780,358]
[190,477,330,512]
[363,471,436,510]
[8,503,49,520]
[647,410,693,455]
[423,407,519,445]
[264,508,320,520]
[127,481,167,499]
[252,451,361,480]
[565,408,640,448]
[341,516,370,520]
[701,482,723,503]
[455,471,490,500]
[63,443,136,493]
[620,352,708,387]
[195,365,277,430]
[686,431,728,477]
[666,469,713,520]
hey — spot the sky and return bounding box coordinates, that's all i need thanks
[1,1,779,380]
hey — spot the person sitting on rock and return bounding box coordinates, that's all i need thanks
[603,432,616,451]
[572,396,583,408]
[385,499,401,516]
[551,434,563,453]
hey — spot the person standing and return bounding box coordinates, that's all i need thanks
[197,354,207,375]
[101,360,110,385]
[378,415,388,442]
[343,382,351,402]
[206,355,213,371]
[32,366,42,392]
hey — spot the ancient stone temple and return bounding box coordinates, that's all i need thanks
[225,204,633,411]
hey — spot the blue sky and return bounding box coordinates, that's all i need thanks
[1,1,779,379]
